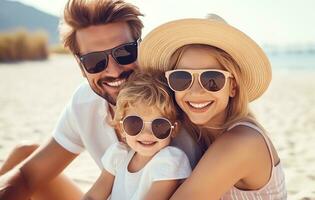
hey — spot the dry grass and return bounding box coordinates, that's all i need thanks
[50,44,71,54]
[0,30,49,62]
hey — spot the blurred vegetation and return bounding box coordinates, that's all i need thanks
[0,30,49,62]
[50,44,71,54]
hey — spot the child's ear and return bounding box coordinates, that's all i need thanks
[116,124,126,141]
[229,78,237,97]
[171,121,179,138]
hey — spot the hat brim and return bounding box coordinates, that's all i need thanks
[139,18,271,101]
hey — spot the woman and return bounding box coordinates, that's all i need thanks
[138,14,287,199]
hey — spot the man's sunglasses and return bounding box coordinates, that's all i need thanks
[120,115,176,140]
[165,69,233,92]
[77,39,140,74]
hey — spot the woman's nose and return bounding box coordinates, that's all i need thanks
[189,73,205,93]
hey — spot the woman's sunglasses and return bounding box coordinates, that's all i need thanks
[77,39,140,74]
[120,115,176,140]
[165,69,233,92]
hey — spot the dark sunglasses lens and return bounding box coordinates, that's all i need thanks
[82,52,108,74]
[113,43,138,65]
[169,71,192,91]
[123,116,143,136]
[200,71,226,91]
[151,119,172,139]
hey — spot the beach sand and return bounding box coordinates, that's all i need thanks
[0,55,314,199]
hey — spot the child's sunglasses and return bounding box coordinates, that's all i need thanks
[165,69,233,92]
[77,39,140,74]
[120,115,176,140]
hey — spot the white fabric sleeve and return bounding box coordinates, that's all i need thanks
[101,142,129,175]
[52,87,84,154]
[150,146,192,182]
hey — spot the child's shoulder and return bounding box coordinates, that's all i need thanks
[101,142,130,169]
[151,146,190,166]
[148,146,192,181]
[105,142,130,154]
[158,146,187,158]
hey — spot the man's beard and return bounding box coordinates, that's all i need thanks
[93,70,134,106]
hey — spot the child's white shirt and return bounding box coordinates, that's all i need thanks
[101,142,192,200]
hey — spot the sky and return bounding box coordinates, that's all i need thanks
[10,0,315,46]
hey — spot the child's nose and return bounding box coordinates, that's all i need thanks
[140,123,153,136]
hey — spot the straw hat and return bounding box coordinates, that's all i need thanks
[139,14,272,101]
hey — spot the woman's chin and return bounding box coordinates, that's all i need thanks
[188,115,211,126]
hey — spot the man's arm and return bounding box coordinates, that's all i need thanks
[0,138,78,200]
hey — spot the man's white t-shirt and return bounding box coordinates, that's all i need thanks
[53,82,202,169]
[102,142,191,200]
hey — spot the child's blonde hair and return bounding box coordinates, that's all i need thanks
[113,70,180,135]
[171,44,264,147]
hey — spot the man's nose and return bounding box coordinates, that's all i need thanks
[104,55,123,77]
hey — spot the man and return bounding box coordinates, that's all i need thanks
[0,0,201,199]
[0,0,142,199]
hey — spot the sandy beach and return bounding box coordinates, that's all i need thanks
[0,55,314,199]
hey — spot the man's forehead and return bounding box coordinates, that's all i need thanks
[76,22,133,54]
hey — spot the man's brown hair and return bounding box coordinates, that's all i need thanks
[60,0,143,54]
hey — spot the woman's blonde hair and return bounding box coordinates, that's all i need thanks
[59,0,143,54]
[170,44,264,147]
[113,70,181,136]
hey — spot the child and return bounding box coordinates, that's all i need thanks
[139,14,287,199]
[82,71,191,200]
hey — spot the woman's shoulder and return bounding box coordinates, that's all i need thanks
[213,124,263,146]
[223,123,265,145]
[210,125,267,162]
[222,123,279,165]
[203,124,276,181]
